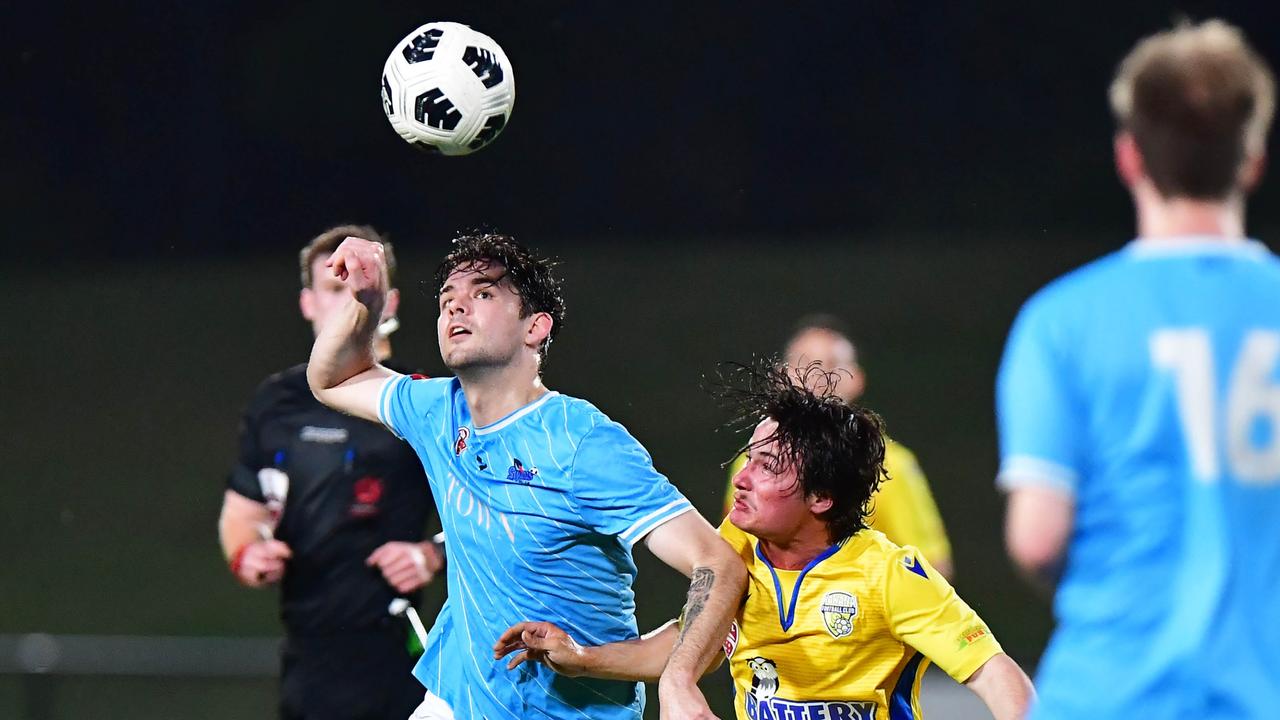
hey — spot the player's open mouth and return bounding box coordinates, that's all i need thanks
[448,326,471,338]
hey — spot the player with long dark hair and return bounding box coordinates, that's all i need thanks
[497,361,1034,720]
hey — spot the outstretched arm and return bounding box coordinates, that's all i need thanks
[963,653,1036,720]
[645,510,746,719]
[306,237,398,422]
[495,619,695,683]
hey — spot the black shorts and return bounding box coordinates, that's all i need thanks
[280,629,423,720]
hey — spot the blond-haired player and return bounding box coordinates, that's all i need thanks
[998,19,1280,719]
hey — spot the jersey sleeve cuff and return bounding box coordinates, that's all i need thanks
[619,500,695,547]
[997,454,1079,495]
[944,638,1004,685]
[376,374,407,440]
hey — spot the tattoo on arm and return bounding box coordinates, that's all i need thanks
[674,568,716,649]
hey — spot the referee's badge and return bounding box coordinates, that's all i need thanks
[820,591,858,639]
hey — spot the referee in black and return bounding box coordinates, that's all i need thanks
[218,225,441,720]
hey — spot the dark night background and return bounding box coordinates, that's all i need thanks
[4,2,1280,718]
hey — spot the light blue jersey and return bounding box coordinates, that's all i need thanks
[997,238,1280,719]
[377,375,694,719]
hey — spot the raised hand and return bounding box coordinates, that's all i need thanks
[326,237,389,305]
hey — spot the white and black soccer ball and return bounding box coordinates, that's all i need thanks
[381,22,515,156]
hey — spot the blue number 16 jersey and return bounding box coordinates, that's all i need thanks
[378,376,693,720]
[997,238,1280,719]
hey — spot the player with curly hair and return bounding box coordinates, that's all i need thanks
[307,231,746,720]
[497,362,1035,720]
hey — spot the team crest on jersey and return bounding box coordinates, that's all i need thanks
[454,427,470,456]
[506,458,538,483]
[745,657,779,702]
[722,620,740,659]
[820,591,858,638]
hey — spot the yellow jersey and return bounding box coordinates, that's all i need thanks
[724,440,952,569]
[717,519,1000,720]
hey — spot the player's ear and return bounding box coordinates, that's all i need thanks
[845,365,866,400]
[383,288,402,321]
[525,312,553,350]
[1239,152,1267,193]
[1114,131,1145,190]
[299,288,316,322]
[808,493,834,515]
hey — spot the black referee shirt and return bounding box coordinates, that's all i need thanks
[227,363,434,636]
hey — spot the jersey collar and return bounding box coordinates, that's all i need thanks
[1125,236,1270,260]
[473,391,560,436]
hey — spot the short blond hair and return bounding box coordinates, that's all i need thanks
[298,224,396,288]
[1109,19,1275,199]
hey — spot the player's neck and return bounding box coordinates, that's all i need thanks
[758,526,834,571]
[1135,189,1247,241]
[458,366,549,428]
[374,338,392,363]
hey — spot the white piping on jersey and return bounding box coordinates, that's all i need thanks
[619,500,695,546]
[451,568,525,719]
[560,397,587,452]
[474,391,561,435]
[491,477,617,637]
[997,454,1080,495]
[493,435,660,616]
[453,542,602,719]
[1126,237,1269,260]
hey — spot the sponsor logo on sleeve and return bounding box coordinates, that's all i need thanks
[956,623,990,651]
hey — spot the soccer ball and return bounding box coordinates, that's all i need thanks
[380,22,515,156]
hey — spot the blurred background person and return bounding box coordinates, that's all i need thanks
[724,315,953,579]
[997,20,1280,719]
[217,224,443,720]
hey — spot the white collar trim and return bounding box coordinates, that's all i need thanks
[473,391,560,435]
[1125,236,1269,259]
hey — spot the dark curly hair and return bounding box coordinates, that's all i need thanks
[716,360,887,542]
[434,232,566,361]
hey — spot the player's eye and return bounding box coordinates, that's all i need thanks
[477,289,492,300]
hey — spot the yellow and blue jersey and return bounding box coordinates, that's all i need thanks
[725,441,952,569]
[717,519,1000,720]
[998,239,1280,718]
[379,375,694,719]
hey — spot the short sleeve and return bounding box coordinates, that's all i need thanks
[716,516,754,560]
[884,546,1001,683]
[226,398,267,502]
[377,373,449,442]
[996,293,1085,495]
[569,420,694,545]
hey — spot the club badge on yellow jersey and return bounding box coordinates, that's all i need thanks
[717,518,1001,720]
